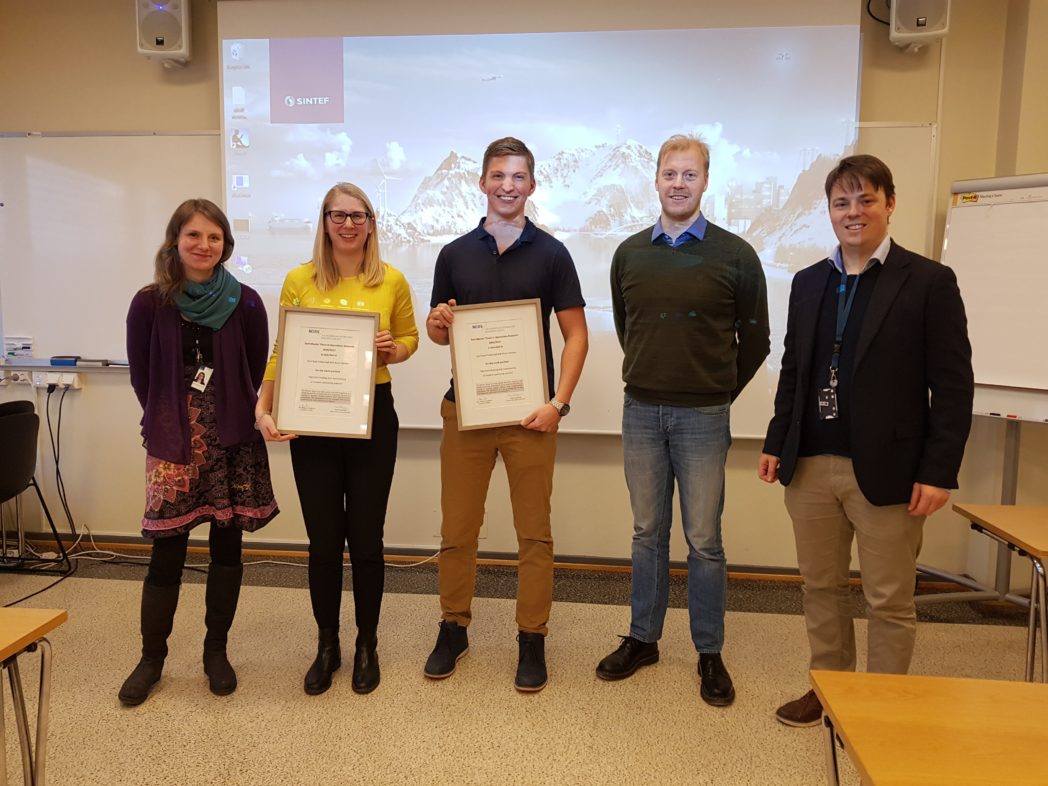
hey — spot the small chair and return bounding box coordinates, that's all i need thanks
[0,408,72,575]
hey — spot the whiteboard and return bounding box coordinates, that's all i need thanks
[942,173,1048,422]
[0,134,222,361]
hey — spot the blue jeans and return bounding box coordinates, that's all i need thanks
[623,395,731,653]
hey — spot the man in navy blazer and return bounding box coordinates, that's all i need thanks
[759,155,974,727]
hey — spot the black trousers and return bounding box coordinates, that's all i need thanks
[290,383,398,637]
[146,526,243,587]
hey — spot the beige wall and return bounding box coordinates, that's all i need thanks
[2,0,1046,577]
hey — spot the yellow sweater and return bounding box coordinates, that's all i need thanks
[263,261,419,385]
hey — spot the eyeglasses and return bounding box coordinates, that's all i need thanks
[325,210,372,226]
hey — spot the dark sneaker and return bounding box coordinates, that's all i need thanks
[423,620,469,679]
[775,689,823,727]
[595,636,660,681]
[698,652,736,707]
[515,632,547,692]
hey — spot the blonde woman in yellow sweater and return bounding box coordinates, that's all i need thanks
[256,183,418,695]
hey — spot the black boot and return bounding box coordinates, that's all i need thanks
[119,581,180,707]
[304,628,341,695]
[352,633,380,695]
[202,563,243,696]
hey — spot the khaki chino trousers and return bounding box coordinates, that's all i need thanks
[785,455,925,674]
[437,398,557,635]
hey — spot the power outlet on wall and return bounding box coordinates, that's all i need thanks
[1,369,34,385]
[31,371,82,390]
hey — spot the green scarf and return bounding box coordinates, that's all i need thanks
[174,265,242,330]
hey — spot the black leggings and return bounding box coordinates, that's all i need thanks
[289,383,398,636]
[145,526,244,587]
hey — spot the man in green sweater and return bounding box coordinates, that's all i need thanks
[596,134,769,706]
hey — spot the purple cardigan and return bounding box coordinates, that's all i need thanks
[126,284,269,464]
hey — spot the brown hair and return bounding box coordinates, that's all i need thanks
[656,134,710,174]
[153,199,234,302]
[824,154,896,201]
[311,182,384,290]
[481,136,536,180]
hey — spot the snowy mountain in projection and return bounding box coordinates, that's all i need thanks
[536,139,658,233]
[393,140,660,241]
[398,152,486,238]
[378,213,424,245]
[746,155,839,272]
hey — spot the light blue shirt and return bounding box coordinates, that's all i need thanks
[651,213,708,247]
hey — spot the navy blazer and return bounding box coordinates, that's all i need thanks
[763,241,974,506]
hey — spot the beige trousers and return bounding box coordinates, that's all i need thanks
[785,455,925,673]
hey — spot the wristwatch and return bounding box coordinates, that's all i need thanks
[549,398,571,417]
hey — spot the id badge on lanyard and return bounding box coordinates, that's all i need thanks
[818,272,860,421]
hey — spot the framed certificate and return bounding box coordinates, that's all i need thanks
[273,306,379,438]
[449,298,549,430]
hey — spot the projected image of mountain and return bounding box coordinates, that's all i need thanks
[387,140,661,244]
[746,155,839,272]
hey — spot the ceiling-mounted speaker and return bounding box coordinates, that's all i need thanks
[136,0,191,64]
[889,0,950,48]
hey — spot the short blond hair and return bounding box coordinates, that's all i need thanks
[656,134,710,175]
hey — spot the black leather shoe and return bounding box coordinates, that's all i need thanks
[304,628,341,695]
[596,636,659,681]
[698,652,735,707]
[515,632,547,692]
[351,637,380,695]
[118,656,165,707]
[423,621,469,679]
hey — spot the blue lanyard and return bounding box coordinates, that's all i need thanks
[829,271,861,387]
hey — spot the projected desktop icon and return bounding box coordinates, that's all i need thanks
[231,86,246,115]
[231,128,250,150]
[231,174,251,198]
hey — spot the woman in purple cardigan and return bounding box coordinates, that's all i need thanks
[119,199,278,706]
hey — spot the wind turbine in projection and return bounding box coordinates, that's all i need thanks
[375,158,400,223]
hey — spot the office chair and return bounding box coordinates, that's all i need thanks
[0,408,73,575]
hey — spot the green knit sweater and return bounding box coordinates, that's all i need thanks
[610,221,770,406]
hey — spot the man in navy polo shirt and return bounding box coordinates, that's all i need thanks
[423,136,588,692]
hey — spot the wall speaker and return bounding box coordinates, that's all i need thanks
[135,0,191,62]
[889,0,950,48]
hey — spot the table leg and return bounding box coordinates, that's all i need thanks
[6,659,33,785]
[1026,561,1038,681]
[32,640,52,786]
[823,715,841,786]
[1035,560,1047,683]
[1,666,7,786]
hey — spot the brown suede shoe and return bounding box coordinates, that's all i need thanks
[775,689,823,727]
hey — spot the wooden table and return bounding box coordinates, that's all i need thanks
[0,608,67,786]
[811,669,1048,785]
[953,504,1048,681]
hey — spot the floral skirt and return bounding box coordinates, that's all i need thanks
[142,366,278,538]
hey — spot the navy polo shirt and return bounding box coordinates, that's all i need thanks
[430,217,586,401]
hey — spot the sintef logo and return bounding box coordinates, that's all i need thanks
[283,95,332,108]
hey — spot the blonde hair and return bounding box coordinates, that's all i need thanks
[152,199,234,303]
[311,182,385,290]
[656,134,711,175]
